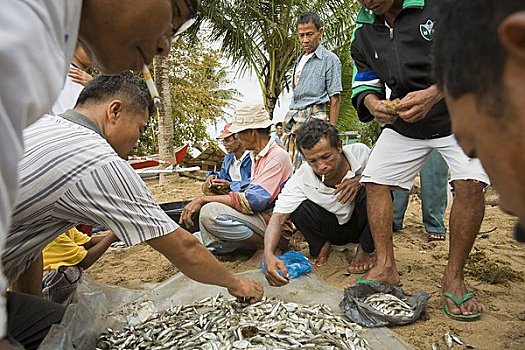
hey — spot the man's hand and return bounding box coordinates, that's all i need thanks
[68,67,93,86]
[334,176,362,204]
[179,197,204,227]
[227,276,264,304]
[364,95,398,124]
[211,178,231,192]
[396,85,443,123]
[263,252,289,287]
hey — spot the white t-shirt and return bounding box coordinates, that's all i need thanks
[229,150,251,181]
[51,65,86,115]
[274,143,370,224]
[294,52,314,86]
[0,0,81,337]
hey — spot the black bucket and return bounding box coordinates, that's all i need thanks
[160,201,200,233]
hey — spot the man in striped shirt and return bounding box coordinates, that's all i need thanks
[4,74,263,316]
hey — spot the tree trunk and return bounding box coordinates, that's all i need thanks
[154,56,175,184]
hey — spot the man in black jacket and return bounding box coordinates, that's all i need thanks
[351,0,489,321]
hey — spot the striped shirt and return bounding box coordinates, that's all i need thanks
[3,114,179,283]
[289,44,343,110]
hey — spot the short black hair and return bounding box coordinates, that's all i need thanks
[275,122,283,128]
[434,0,525,116]
[296,12,323,30]
[296,119,339,153]
[75,72,154,116]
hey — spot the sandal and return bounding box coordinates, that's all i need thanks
[443,291,481,321]
[427,232,446,241]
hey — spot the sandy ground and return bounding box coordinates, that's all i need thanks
[90,175,525,350]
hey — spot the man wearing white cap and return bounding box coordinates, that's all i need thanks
[181,101,293,254]
[202,123,252,195]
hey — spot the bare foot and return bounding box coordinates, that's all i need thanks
[347,245,377,274]
[442,275,484,317]
[310,241,332,266]
[350,265,400,286]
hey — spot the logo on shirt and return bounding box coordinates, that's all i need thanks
[419,19,435,41]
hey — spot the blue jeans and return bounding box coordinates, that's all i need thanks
[393,150,449,234]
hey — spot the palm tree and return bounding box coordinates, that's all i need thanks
[195,0,360,118]
[154,55,175,184]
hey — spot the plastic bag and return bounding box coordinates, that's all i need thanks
[260,250,312,279]
[339,282,430,328]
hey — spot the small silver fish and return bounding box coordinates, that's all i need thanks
[444,331,453,348]
[432,342,441,350]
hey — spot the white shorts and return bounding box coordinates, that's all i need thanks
[361,128,490,190]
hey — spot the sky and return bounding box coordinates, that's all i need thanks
[207,66,292,138]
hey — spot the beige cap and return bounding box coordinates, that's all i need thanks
[229,100,272,133]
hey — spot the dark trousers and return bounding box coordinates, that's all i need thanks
[290,186,374,257]
[7,292,65,350]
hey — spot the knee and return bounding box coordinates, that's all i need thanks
[199,202,223,232]
[452,180,485,199]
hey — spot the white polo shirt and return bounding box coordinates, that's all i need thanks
[274,143,370,224]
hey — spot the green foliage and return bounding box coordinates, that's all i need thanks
[134,39,237,155]
[195,0,360,117]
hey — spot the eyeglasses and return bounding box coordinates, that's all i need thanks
[171,0,198,39]
[220,135,236,144]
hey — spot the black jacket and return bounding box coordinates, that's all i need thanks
[351,0,450,139]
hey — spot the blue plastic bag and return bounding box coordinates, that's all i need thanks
[260,251,312,279]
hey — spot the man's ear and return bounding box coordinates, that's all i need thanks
[319,27,324,38]
[337,139,343,153]
[107,100,123,123]
[499,12,525,61]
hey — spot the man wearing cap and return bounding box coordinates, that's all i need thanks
[202,123,252,196]
[181,101,293,254]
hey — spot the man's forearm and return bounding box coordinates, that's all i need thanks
[148,229,240,289]
[79,234,118,269]
[329,94,341,126]
[200,194,233,207]
[264,213,290,254]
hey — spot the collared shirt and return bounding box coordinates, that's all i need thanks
[206,150,252,192]
[230,140,293,214]
[0,0,81,337]
[289,44,343,110]
[274,143,370,224]
[3,114,179,285]
[229,150,251,181]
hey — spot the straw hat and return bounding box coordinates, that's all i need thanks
[229,100,272,133]
[216,123,234,139]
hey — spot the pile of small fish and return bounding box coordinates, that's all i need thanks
[96,294,369,350]
[362,293,415,318]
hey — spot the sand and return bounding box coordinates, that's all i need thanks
[89,176,525,349]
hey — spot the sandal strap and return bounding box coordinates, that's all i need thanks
[443,291,475,306]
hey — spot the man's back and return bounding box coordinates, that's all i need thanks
[4,114,177,284]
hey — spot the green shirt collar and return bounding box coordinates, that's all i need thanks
[356,0,425,24]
